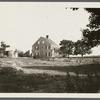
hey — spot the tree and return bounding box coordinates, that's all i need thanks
[0,41,10,56]
[85,8,100,29]
[18,50,24,57]
[70,8,100,29]
[70,8,100,48]
[82,29,100,48]
[56,48,62,55]
[59,40,74,58]
[1,41,10,50]
[82,8,100,48]
[74,40,92,57]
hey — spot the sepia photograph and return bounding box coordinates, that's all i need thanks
[0,2,100,96]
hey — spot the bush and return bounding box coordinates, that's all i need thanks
[0,67,30,92]
[65,71,100,93]
[0,67,23,76]
[33,55,40,59]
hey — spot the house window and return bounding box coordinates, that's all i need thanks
[35,46,39,50]
[46,52,48,57]
[49,46,50,49]
[42,41,44,44]
[46,46,48,49]
[38,41,40,44]
[46,52,51,57]
[35,52,37,55]
[34,53,36,55]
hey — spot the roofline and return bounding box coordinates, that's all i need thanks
[32,36,59,47]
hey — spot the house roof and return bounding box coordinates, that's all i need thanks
[40,37,59,47]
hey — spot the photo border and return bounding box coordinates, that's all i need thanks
[0,1,100,99]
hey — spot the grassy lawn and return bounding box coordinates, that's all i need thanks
[0,65,100,93]
[0,57,100,93]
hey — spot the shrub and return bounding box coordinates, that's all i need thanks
[0,67,23,76]
[65,71,100,93]
[0,67,30,92]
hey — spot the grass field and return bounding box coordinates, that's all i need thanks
[0,57,100,93]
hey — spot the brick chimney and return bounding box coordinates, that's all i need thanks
[46,35,49,39]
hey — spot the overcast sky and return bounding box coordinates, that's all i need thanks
[0,2,99,55]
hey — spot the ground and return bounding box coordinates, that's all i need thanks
[0,57,100,93]
[0,57,100,75]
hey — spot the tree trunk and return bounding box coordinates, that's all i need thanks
[81,54,83,60]
[68,54,69,59]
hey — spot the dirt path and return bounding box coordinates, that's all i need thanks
[22,68,87,77]
[22,68,74,75]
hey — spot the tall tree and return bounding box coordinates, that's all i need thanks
[85,8,100,29]
[70,8,100,48]
[82,29,100,48]
[74,40,92,57]
[70,8,100,29]
[59,40,74,58]
[82,8,100,48]
[17,50,24,57]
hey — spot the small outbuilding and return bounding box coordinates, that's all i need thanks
[6,48,18,58]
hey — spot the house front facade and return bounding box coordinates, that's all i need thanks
[32,35,59,58]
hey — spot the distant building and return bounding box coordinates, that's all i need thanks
[32,35,59,58]
[6,48,18,58]
[23,50,31,57]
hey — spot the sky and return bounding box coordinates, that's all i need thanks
[0,2,98,54]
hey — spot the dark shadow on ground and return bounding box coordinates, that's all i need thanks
[0,65,100,93]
